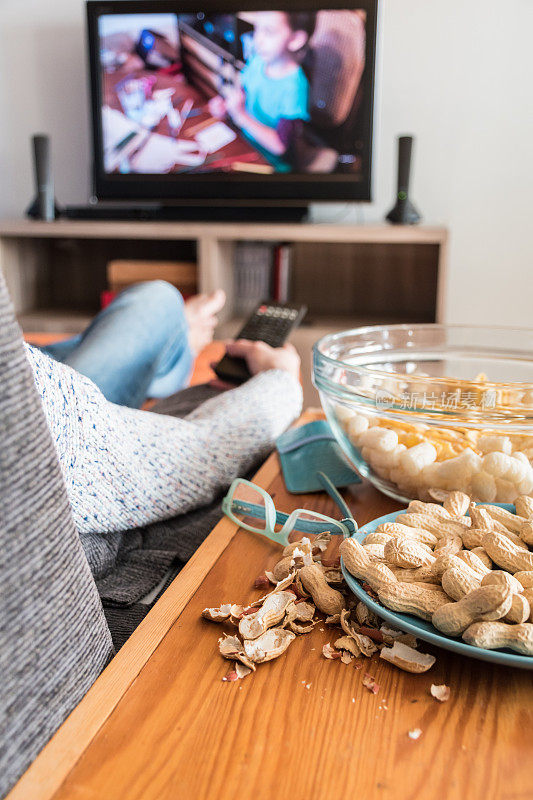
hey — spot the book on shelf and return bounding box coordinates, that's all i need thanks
[234,242,292,314]
[233,242,272,315]
[272,243,291,304]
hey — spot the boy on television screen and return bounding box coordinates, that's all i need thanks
[209,11,315,157]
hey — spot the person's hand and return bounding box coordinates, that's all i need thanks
[224,87,246,123]
[208,95,227,119]
[225,340,300,382]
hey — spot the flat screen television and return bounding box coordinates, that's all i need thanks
[86,0,378,208]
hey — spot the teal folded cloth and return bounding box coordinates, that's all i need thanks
[276,420,361,494]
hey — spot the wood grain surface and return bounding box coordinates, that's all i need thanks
[10,412,533,800]
[0,219,448,245]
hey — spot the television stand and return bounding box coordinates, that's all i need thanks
[0,219,448,403]
[63,204,309,224]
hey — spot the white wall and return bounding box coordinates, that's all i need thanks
[1,0,532,326]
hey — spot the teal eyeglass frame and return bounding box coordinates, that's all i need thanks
[221,472,358,547]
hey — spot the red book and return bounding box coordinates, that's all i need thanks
[272,245,282,302]
[100,290,117,309]
[277,244,291,303]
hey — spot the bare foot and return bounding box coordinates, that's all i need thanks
[184,289,226,355]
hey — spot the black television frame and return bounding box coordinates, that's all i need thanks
[87,0,378,205]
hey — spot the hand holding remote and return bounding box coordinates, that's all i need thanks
[214,302,306,384]
[225,340,300,382]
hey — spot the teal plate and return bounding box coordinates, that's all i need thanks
[341,503,533,670]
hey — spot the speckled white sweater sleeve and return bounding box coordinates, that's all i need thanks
[25,344,302,534]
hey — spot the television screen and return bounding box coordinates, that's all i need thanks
[88,2,377,202]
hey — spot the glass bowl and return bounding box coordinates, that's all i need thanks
[312,324,533,504]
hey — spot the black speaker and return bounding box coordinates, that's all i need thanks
[26,134,60,220]
[386,135,421,225]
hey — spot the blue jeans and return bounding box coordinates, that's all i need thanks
[41,281,194,408]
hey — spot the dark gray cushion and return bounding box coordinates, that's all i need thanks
[0,271,114,797]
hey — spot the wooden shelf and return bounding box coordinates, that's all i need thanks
[0,219,447,245]
[0,219,448,342]
[18,308,94,334]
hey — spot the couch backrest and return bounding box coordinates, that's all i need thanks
[308,10,366,128]
[0,270,113,797]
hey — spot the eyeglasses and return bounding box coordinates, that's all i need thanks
[221,472,357,547]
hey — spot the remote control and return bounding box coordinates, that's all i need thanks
[214,301,307,384]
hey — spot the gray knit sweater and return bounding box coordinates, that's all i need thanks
[25,344,303,534]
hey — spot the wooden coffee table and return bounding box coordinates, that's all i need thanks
[10,411,532,800]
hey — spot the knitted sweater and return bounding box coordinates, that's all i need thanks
[25,344,303,534]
